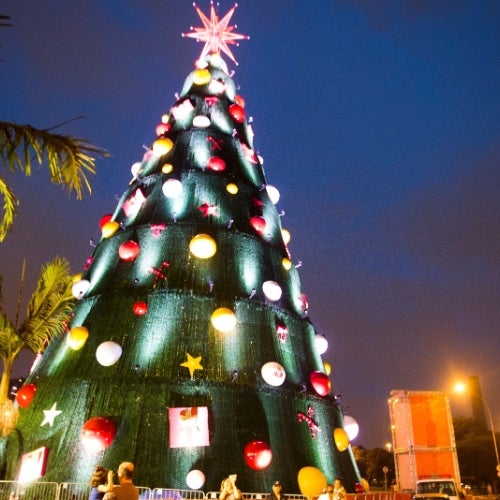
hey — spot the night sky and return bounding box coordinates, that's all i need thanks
[1,1,499,450]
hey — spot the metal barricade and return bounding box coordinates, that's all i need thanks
[149,487,204,499]
[347,493,411,500]
[0,480,58,499]
[206,492,306,500]
[56,482,91,500]
[0,481,16,500]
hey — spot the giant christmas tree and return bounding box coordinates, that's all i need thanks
[3,3,361,493]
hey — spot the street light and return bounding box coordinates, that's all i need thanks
[454,380,500,470]
[383,466,389,491]
[484,402,500,467]
[383,442,393,491]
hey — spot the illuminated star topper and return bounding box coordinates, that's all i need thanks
[182,1,249,65]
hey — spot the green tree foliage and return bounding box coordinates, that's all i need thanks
[366,448,395,488]
[0,257,75,406]
[454,415,488,440]
[0,120,107,242]
[352,445,369,478]
[454,416,500,492]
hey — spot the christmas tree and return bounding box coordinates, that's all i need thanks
[3,3,361,493]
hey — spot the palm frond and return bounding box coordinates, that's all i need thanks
[0,120,108,197]
[21,257,75,352]
[0,173,19,241]
[0,312,23,360]
[0,120,108,242]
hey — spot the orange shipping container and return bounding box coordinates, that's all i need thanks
[388,390,461,492]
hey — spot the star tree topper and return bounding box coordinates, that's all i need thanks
[182,1,249,65]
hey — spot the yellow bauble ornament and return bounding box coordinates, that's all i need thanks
[67,326,89,350]
[210,308,237,333]
[333,427,350,451]
[101,221,120,238]
[189,234,217,259]
[192,68,211,85]
[281,228,291,245]
[297,467,326,497]
[152,137,174,156]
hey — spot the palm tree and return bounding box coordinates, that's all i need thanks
[0,15,108,242]
[0,257,75,409]
[0,120,108,242]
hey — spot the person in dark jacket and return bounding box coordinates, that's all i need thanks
[267,481,285,500]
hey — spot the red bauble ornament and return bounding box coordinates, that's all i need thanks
[249,216,267,235]
[99,214,112,228]
[207,156,226,172]
[118,240,140,261]
[132,301,148,316]
[15,384,37,408]
[228,103,245,123]
[309,371,331,397]
[81,417,116,453]
[301,293,309,313]
[244,440,272,470]
[155,122,171,136]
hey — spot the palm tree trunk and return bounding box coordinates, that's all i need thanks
[0,357,13,404]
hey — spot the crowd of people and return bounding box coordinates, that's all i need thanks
[318,479,347,500]
[217,474,347,500]
[89,462,139,500]
[89,464,348,500]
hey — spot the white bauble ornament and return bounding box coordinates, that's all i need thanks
[314,334,328,355]
[96,341,122,367]
[72,279,90,300]
[261,361,286,386]
[186,469,205,490]
[262,280,282,302]
[343,415,360,441]
[162,179,183,198]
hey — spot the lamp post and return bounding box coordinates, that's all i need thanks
[484,400,500,467]
[384,442,393,490]
[383,466,389,491]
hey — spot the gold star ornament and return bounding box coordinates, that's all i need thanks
[180,352,204,379]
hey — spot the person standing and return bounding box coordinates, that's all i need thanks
[89,465,114,500]
[333,478,346,500]
[318,483,334,500]
[267,481,285,500]
[103,462,139,500]
[219,474,243,500]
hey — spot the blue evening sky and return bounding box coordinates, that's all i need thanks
[1,1,499,449]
